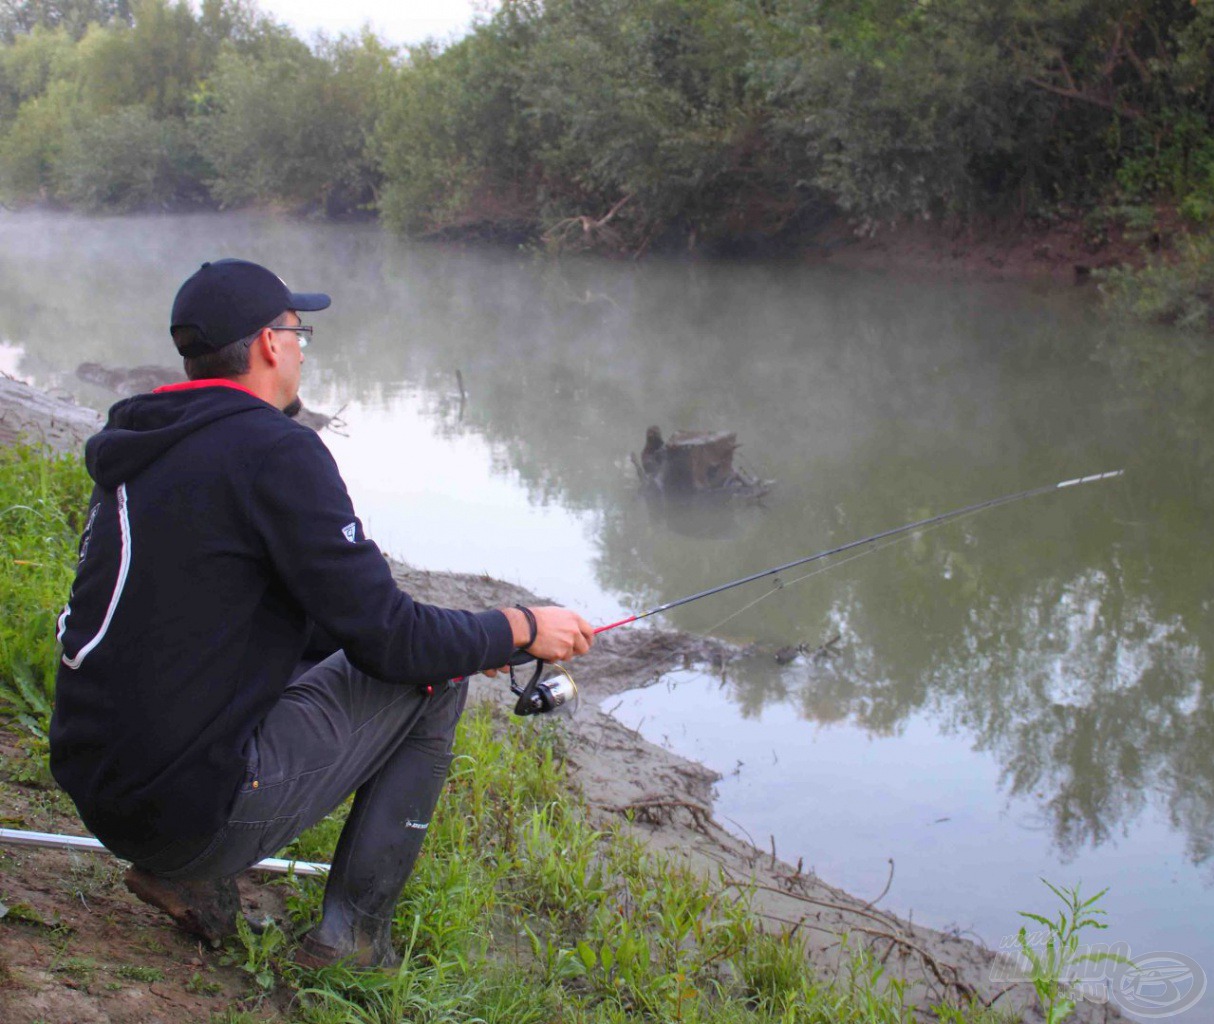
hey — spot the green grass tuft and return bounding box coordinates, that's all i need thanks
[0,444,91,736]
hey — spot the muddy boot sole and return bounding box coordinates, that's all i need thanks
[292,930,402,971]
[123,866,240,946]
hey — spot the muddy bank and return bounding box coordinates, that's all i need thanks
[0,381,1117,1023]
[802,213,1156,284]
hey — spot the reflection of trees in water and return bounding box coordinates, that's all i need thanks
[943,569,1205,859]
[681,332,1214,865]
[712,557,1209,865]
[345,246,1213,867]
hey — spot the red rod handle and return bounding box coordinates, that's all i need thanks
[594,615,638,635]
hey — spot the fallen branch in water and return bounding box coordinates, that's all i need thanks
[542,194,633,252]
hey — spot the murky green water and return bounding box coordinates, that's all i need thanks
[3,211,1212,1015]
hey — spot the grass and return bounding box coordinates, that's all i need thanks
[0,442,1026,1022]
[260,703,1017,1024]
[0,443,91,746]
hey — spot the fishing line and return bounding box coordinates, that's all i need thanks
[594,469,1124,639]
[699,532,921,637]
[698,494,1021,637]
[506,470,1124,714]
[605,491,1049,680]
[592,473,1121,689]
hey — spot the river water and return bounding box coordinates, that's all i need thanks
[3,211,1212,1018]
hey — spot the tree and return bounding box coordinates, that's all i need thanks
[0,0,131,42]
[203,31,388,214]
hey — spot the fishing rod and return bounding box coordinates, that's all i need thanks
[504,469,1124,715]
[593,469,1125,636]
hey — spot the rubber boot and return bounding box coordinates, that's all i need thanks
[124,867,241,946]
[293,731,454,970]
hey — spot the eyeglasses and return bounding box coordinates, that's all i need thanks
[266,324,313,348]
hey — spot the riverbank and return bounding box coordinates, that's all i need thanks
[0,377,1119,1023]
[799,212,1157,284]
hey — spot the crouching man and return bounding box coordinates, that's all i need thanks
[50,258,594,968]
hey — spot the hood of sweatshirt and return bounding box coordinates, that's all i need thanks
[85,381,274,489]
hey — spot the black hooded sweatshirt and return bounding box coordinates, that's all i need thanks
[50,381,513,864]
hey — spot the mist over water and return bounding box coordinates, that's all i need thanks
[4,211,1212,1009]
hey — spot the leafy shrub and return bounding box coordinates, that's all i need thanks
[375,24,536,236]
[0,77,75,201]
[204,34,387,215]
[54,105,206,210]
[1099,233,1214,332]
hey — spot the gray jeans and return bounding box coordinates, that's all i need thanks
[139,653,468,880]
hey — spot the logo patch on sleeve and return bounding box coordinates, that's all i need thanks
[342,522,358,543]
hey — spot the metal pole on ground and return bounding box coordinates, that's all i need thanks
[0,827,329,877]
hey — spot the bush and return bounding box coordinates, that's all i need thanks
[203,33,387,214]
[1100,233,1214,332]
[375,22,537,236]
[54,105,206,210]
[0,77,75,201]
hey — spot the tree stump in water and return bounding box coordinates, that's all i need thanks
[634,427,771,500]
[658,430,739,492]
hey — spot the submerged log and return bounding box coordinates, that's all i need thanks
[0,375,104,453]
[77,362,180,394]
[75,362,337,433]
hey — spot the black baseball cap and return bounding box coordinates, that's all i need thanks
[170,258,331,357]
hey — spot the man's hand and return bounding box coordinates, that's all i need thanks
[483,606,594,676]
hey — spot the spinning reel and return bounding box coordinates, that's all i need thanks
[506,648,579,717]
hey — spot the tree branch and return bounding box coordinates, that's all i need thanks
[1026,77,1144,119]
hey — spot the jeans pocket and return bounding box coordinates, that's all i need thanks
[238,732,262,794]
[172,814,304,879]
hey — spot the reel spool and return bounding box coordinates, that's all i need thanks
[507,651,579,717]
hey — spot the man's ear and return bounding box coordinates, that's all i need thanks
[253,328,279,368]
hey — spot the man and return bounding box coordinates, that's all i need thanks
[50,258,594,968]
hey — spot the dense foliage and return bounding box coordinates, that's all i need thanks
[0,0,1211,259]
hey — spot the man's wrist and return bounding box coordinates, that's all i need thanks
[501,606,535,649]
[513,605,538,649]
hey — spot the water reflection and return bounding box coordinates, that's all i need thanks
[1,211,1211,879]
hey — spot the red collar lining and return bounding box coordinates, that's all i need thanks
[153,379,260,398]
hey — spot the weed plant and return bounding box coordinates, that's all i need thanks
[1016,880,1130,1024]
[0,444,91,751]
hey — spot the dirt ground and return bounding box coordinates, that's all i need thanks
[0,379,1120,1023]
[802,212,1161,284]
